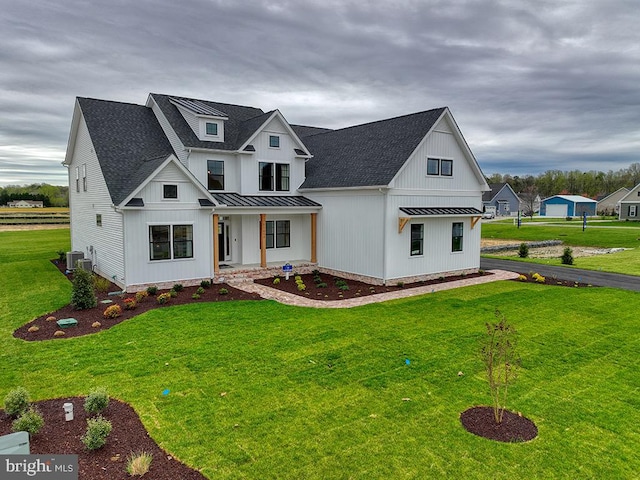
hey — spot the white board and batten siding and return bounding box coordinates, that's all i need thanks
[68,114,126,285]
[304,191,386,279]
[122,163,214,289]
[188,150,238,193]
[237,214,311,265]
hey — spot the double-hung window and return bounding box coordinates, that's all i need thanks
[410,224,424,256]
[452,222,464,252]
[630,205,637,217]
[427,157,453,177]
[150,225,193,260]
[265,220,290,248]
[207,160,224,190]
[259,162,290,191]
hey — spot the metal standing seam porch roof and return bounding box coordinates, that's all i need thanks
[211,192,321,208]
[399,207,482,216]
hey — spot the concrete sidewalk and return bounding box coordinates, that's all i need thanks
[232,269,520,308]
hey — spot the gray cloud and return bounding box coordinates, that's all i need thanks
[1,0,639,186]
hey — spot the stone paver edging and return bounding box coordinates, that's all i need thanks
[231,270,519,308]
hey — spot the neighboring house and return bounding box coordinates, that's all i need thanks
[7,200,44,208]
[539,195,597,217]
[618,184,640,220]
[481,183,521,216]
[597,187,630,216]
[64,94,489,291]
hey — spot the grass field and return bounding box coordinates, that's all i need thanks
[0,207,69,225]
[1,229,639,478]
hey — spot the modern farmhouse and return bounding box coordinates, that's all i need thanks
[64,94,490,291]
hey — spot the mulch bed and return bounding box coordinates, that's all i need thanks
[0,397,206,480]
[254,271,491,301]
[511,272,594,288]
[460,406,538,442]
[13,260,262,342]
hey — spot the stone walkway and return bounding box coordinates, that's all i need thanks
[231,270,520,308]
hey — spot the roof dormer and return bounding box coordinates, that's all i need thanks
[169,97,229,142]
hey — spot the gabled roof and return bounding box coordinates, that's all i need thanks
[75,97,176,206]
[150,93,266,151]
[291,124,334,138]
[598,187,630,203]
[543,194,597,203]
[482,183,520,202]
[300,108,447,189]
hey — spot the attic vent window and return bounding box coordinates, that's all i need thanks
[269,135,280,148]
[206,122,218,136]
[163,184,178,199]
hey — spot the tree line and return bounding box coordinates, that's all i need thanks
[0,184,69,207]
[485,162,640,199]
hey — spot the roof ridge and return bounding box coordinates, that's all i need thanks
[319,107,448,135]
[151,93,263,112]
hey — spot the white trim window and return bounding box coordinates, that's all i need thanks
[163,184,178,200]
[410,223,424,256]
[427,157,453,177]
[269,135,280,148]
[149,224,193,260]
[75,166,80,193]
[207,160,224,190]
[630,205,637,217]
[82,164,87,191]
[452,222,464,252]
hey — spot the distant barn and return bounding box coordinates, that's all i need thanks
[539,195,597,217]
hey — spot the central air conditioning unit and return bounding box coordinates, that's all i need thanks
[77,259,93,272]
[66,251,84,270]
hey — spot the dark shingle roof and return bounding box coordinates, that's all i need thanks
[78,97,175,206]
[151,94,266,151]
[291,124,334,138]
[399,207,482,216]
[482,183,507,202]
[300,108,446,189]
[212,192,321,208]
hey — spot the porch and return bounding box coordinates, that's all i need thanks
[213,260,318,284]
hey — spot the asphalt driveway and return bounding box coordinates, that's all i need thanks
[480,258,640,292]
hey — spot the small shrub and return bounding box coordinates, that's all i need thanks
[518,274,527,281]
[12,407,44,436]
[312,269,320,276]
[532,273,546,283]
[200,280,211,289]
[71,267,97,310]
[126,451,153,476]
[518,243,529,258]
[396,281,405,288]
[57,250,66,263]
[135,291,148,302]
[339,284,349,291]
[561,247,574,265]
[92,275,112,293]
[273,277,281,285]
[172,283,184,292]
[82,415,112,450]
[103,304,122,319]
[84,387,109,414]
[192,293,201,300]
[28,326,39,333]
[317,282,327,288]
[335,279,347,288]
[54,330,65,337]
[169,289,178,298]
[294,275,302,282]
[196,286,205,295]
[297,283,306,291]
[146,286,158,295]
[123,298,137,310]
[219,288,229,295]
[4,387,31,417]
[157,293,171,304]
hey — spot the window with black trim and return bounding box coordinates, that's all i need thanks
[207,160,224,190]
[427,157,453,177]
[259,162,289,191]
[206,122,218,136]
[163,184,178,199]
[269,135,280,148]
[265,220,290,248]
[150,224,193,260]
[410,223,424,256]
[452,222,464,252]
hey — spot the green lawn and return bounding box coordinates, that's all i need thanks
[1,229,640,479]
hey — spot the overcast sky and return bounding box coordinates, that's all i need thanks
[1,0,639,187]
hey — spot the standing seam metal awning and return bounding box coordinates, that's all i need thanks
[399,207,482,216]
[212,192,321,208]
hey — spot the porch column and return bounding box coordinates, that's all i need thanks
[213,214,220,274]
[260,213,267,268]
[310,212,317,263]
